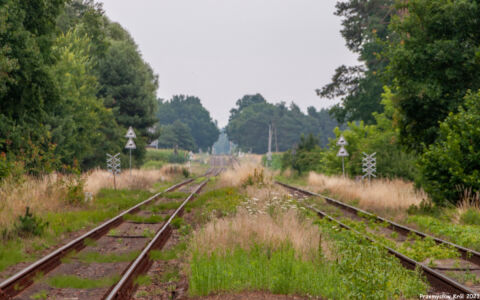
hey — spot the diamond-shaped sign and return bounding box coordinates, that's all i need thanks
[337,145,349,157]
[125,126,136,139]
[125,138,136,149]
[336,135,348,146]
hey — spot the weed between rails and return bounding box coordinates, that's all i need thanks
[340,217,459,263]
[407,215,480,251]
[47,274,120,289]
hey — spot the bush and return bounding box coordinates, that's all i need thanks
[15,207,49,237]
[418,91,480,205]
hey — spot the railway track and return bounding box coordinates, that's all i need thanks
[276,181,480,297]
[0,160,225,300]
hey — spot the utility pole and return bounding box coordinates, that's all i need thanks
[267,124,272,164]
[273,123,278,152]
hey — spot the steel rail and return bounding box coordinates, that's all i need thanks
[0,177,195,299]
[103,179,211,299]
[276,181,477,296]
[276,181,480,265]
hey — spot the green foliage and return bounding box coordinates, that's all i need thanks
[15,207,49,237]
[461,209,480,226]
[387,0,480,150]
[321,88,418,179]
[144,149,188,164]
[408,214,480,251]
[320,0,394,123]
[186,187,243,222]
[157,120,196,151]
[279,89,418,180]
[226,94,339,153]
[182,167,190,178]
[98,29,159,164]
[157,95,220,151]
[189,238,426,299]
[418,91,480,205]
[50,28,122,169]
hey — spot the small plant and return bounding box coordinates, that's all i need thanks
[15,207,48,237]
[242,168,265,187]
[182,167,190,178]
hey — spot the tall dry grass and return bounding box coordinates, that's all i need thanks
[190,209,326,261]
[84,167,173,195]
[307,172,425,211]
[0,168,173,230]
[0,174,70,230]
[218,161,273,188]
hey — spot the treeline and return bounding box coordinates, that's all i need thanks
[0,0,158,177]
[226,94,339,153]
[302,0,480,206]
[156,95,219,152]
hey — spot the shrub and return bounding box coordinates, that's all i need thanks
[182,167,190,178]
[15,207,49,237]
[418,91,480,205]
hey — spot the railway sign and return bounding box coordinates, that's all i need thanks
[336,135,348,146]
[106,153,121,190]
[125,138,136,150]
[125,126,136,139]
[362,152,377,182]
[336,146,349,157]
[124,127,137,175]
[336,135,349,177]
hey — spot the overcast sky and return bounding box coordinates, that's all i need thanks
[100,0,358,127]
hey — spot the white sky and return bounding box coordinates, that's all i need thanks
[99,0,358,127]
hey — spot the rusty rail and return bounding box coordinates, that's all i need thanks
[103,179,209,300]
[0,178,195,299]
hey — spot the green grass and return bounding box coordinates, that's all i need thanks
[123,213,164,224]
[149,202,181,213]
[340,217,459,262]
[407,214,480,251]
[134,275,152,286]
[186,187,243,222]
[150,242,187,261]
[189,238,427,299]
[0,189,153,272]
[460,209,480,226]
[142,160,165,170]
[76,250,140,263]
[47,274,120,289]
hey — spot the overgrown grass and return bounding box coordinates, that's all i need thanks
[47,274,120,289]
[186,187,243,222]
[341,217,460,262]
[0,189,153,272]
[407,215,480,251]
[149,201,181,213]
[189,238,427,299]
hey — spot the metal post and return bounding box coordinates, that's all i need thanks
[342,157,345,178]
[129,148,132,175]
